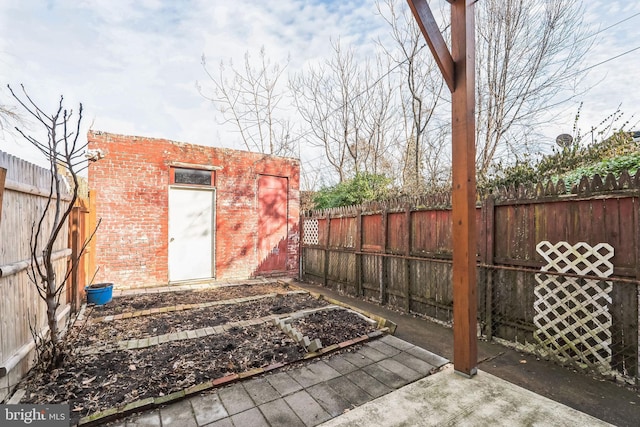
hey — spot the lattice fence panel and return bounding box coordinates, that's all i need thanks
[533,241,614,371]
[302,218,319,245]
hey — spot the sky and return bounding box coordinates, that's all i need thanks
[1,0,639,179]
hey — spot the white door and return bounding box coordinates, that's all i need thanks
[168,186,215,282]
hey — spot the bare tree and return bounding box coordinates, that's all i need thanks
[475,0,592,178]
[9,85,97,370]
[290,39,397,182]
[200,47,296,157]
[377,0,450,195]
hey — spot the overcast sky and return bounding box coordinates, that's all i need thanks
[1,0,639,173]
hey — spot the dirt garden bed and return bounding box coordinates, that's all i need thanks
[17,282,381,425]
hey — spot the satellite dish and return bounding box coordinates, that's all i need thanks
[556,133,573,147]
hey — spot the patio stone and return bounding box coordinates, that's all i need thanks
[124,409,161,427]
[366,340,401,357]
[160,399,197,427]
[218,384,255,415]
[341,351,375,368]
[265,371,303,396]
[325,376,371,406]
[391,352,436,375]
[346,369,394,397]
[189,393,228,426]
[284,390,332,426]
[243,377,280,405]
[405,345,449,368]
[356,345,387,362]
[230,408,269,427]
[258,398,304,427]
[306,383,352,417]
[377,358,423,382]
[325,355,359,375]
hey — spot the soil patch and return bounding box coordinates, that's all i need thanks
[83,294,328,343]
[17,283,382,426]
[292,310,378,346]
[92,283,285,317]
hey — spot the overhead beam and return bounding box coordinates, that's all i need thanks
[407,0,455,92]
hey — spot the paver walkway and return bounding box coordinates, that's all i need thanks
[106,335,448,427]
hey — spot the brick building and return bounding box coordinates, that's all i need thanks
[88,131,300,289]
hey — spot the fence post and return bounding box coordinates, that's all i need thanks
[379,208,388,305]
[69,206,81,313]
[635,194,640,385]
[404,202,412,312]
[483,195,495,340]
[0,167,6,226]
[355,209,362,296]
[323,213,331,288]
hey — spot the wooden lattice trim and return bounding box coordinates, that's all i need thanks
[533,241,614,371]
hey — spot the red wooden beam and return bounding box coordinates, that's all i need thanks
[450,0,477,378]
[406,0,455,92]
[407,0,477,377]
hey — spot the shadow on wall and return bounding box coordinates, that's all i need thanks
[253,236,289,277]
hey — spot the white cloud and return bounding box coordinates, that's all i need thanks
[0,0,638,171]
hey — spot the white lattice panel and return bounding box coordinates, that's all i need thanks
[533,241,614,370]
[303,219,319,245]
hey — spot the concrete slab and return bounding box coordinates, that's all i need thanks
[379,334,415,351]
[324,355,359,375]
[341,351,375,368]
[366,340,402,357]
[306,383,353,417]
[349,368,397,395]
[376,358,423,382]
[266,371,304,396]
[306,360,342,382]
[356,346,387,362]
[390,352,435,375]
[189,393,228,426]
[325,376,372,407]
[230,408,269,427]
[159,399,197,427]
[405,345,448,368]
[285,390,332,426]
[259,398,305,427]
[123,409,161,427]
[203,418,233,427]
[243,377,280,405]
[318,366,614,427]
[218,383,254,415]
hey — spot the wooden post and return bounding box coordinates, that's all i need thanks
[408,0,478,377]
[380,209,388,304]
[404,202,412,312]
[324,214,331,287]
[484,195,495,340]
[355,209,363,296]
[0,167,6,226]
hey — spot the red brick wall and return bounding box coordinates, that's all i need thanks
[88,131,300,288]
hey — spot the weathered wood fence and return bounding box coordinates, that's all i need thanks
[301,172,640,381]
[0,151,89,402]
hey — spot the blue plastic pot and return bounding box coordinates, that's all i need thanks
[85,283,113,305]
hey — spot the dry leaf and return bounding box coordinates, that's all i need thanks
[519,360,527,364]
[81,376,97,385]
[129,364,137,371]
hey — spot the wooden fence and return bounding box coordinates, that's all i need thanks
[0,151,89,402]
[301,172,640,381]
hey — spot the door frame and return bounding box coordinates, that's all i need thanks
[168,184,216,283]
